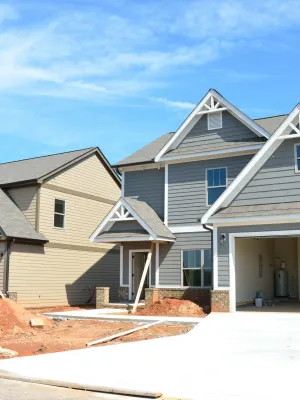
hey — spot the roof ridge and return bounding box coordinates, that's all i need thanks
[0,147,96,166]
[254,114,288,121]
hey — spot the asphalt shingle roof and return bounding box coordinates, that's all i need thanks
[0,148,94,186]
[114,115,287,167]
[0,189,47,241]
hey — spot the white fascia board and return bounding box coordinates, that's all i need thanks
[209,214,300,225]
[90,197,158,242]
[201,104,300,224]
[169,225,211,233]
[93,236,153,243]
[155,89,271,162]
[159,144,263,163]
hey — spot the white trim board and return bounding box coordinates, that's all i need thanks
[228,229,300,312]
[164,164,168,225]
[169,225,211,233]
[209,214,300,225]
[202,104,300,224]
[155,89,270,162]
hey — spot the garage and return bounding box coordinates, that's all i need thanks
[234,234,300,312]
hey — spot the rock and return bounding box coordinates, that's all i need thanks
[0,347,18,358]
[30,317,44,327]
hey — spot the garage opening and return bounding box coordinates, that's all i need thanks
[235,236,300,312]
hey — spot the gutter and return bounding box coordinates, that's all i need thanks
[3,240,11,294]
[202,223,214,282]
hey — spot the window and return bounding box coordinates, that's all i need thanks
[54,199,65,228]
[208,111,222,130]
[295,144,300,172]
[207,167,227,206]
[182,249,212,287]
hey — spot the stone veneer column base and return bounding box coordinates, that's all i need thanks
[96,287,110,308]
[118,286,129,302]
[211,290,230,312]
[145,288,210,308]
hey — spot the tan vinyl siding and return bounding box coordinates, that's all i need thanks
[0,243,5,291]
[9,243,119,307]
[8,186,37,227]
[47,153,120,201]
[39,187,114,249]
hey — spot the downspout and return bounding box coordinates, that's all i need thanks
[3,240,11,295]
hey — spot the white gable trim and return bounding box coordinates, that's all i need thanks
[154,89,270,162]
[90,197,158,242]
[202,104,300,224]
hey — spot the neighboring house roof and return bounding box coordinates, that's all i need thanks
[0,189,47,242]
[114,112,287,168]
[202,104,300,224]
[91,197,175,243]
[0,147,121,187]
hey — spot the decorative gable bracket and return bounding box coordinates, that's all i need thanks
[279,112,300,139]
[196,96,227,115]
[110,204,135,222]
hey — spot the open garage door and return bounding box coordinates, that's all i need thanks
[232,233,300,312]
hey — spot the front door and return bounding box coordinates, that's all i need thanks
[132,252,149,300]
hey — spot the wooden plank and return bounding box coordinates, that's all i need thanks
[86,320,162,346]
[132,242,155,313]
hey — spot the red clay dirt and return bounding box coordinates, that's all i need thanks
[0,298,193,359]
[135,298,207,317]
[0,298,53,334]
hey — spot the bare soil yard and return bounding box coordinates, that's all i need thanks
[0,299,193,359]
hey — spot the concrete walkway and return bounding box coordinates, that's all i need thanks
[0,312,300,399]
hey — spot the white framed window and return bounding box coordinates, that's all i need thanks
[206,167,227,206]
[208,111,222,130]
[295,144,300,173]
[54,199,66,229]
[181,249,212,287]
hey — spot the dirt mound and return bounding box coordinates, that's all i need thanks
[135,298,207,317]
[0,298,53,334]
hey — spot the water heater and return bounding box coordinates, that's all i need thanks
[274,269,289,297]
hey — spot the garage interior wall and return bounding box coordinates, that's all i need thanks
[235,237,299,304]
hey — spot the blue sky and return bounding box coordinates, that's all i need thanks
[0,0,300,165]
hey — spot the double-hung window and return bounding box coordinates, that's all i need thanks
[295,144,300,172]
[54,199,66,229]
[207,167,227,206]
[182,249,212,287]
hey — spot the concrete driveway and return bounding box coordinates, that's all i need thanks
[0,312,299,399]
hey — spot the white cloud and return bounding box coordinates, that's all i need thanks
[151,97,196,110]
[0,0,299,102]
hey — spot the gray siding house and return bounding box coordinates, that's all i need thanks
[92,89,300,312]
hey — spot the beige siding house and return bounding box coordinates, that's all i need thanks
[0,147,121,307]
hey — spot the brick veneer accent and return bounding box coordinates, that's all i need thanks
[145,288,210,307]
[211,290,230,312]
[96,287,109,308]
[118,286,129,302]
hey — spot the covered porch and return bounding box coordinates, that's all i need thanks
[90,197,176,306]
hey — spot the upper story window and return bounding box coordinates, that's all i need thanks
[295,144,300,172]
[207,167,227,206]
[207,111,222,130]
[182,249,212,287]
[54,199,66,229]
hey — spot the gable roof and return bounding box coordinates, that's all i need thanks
[114,105,285,168]
[91,197,175,243]
[154,89,271,162]
[0,147,121,187]
[202,104,300,224]
[0,189,47,242]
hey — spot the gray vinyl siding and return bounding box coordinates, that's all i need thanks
[124,168,165,219]
[168,155,253,225]
[159,232,211,286]
[217,223,300,287]
[172,111,263,155]
[104,220,147,234]
[122,242,156,287]
[229,139,300,207]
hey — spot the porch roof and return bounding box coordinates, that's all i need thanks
[91,197,176,243]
